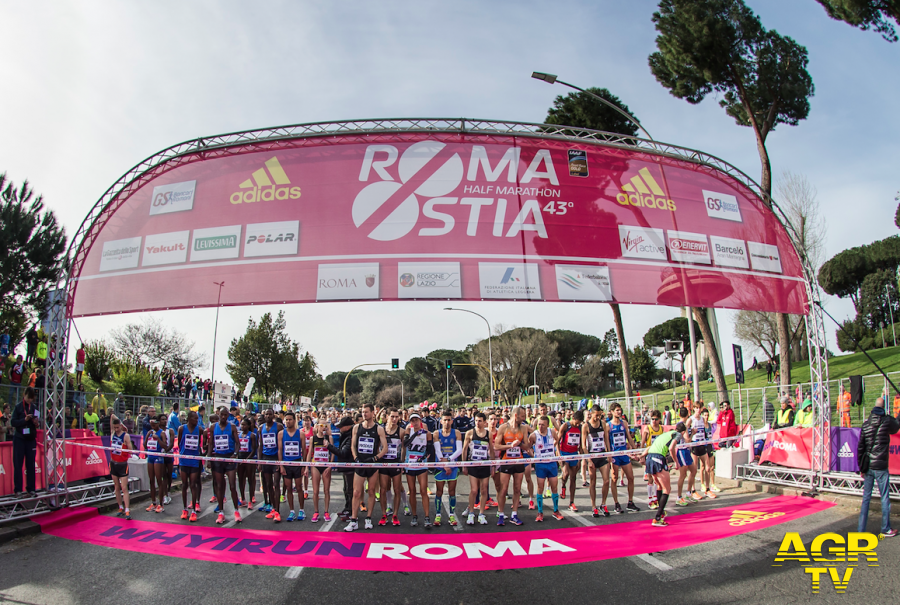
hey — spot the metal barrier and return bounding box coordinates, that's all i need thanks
[737,464,900,501]
[0,477,141,524]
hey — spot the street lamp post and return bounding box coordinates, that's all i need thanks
[886,285,897,347]
[444,308,494,404]
[533,357,541,406]
[211,281,225,386]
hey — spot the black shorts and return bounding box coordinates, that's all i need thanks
[355,466,379,478]
[380,467,401,478]
[691,445,708,458]
[314,466,330,475]
[406,469,428,477]
[591,457,608,469]
[260,454,279,473]
[110,461,128,478]
[211,460,237,473]
[468,466,491,480]
[706,444,715,456]
[283,465,304,480]
[181,465,201,475]
[499,464,525,475]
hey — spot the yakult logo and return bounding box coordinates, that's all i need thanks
[353,142,557,241]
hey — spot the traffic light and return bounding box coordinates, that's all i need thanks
[312,389,319,404]
[391,358,400,369]
[445,359,453,369]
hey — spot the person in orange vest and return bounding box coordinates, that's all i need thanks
[893,392,900,418]
[838,386,852,428]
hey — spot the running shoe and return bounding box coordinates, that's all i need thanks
[286,511,295,522]
[189,511,197,522]
[568,503,578,512]
[364,518,373,530]
[273,512,282,523]
[544,488,552,498]
[462,507,470,517]
[560,487,566,498]
[478,514,488,525]
[116,510,126,518]
[375,491,380,499]
[691,491,703,501]
[649,501,659,510]
[614,503,624,514]
[423,516,432,528]
[881,529,898,538]
[535,513,544,522]
[180,510,189,520]
[592,507,600,518]
[324,512,332,522]
[281,495,286,503]
[195,503,202,512]
[297,510,305,521]
[378,515,388,526]
[582,481,588,487]
[210,495,217,503]
[497,513,506,526]
[239,500,247,508]
[234,511,242,524]
[344,520,359,532]
[163,496,172,505]
[433,514,442,526]
[709,485,721,493]
[403,505,411,516]
[214,506,221,514]
[146,503,156,512]
[552,511,564,521]
[467,513,475,526]
[676,497,689,507]
[652,518,669,527]
[392,515,400,526]
[304,490,309,499]
[251,496,257,504]
[449,514,458,526]
[359,504,367,513]
[124,513,132,520]
[511,514,523,526]
[528,499,535,510]
[626,501,640,513]
[705,490,717,499]
[155,504,163,513]
[386,506,393,516]
[265,510,275,519]
[311,513,319,523]
[427,487,433,496]
[486,498,499,508]
[410,515,418,527]
[216,513,225,524]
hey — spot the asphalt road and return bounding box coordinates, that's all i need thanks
[0,471,897,605]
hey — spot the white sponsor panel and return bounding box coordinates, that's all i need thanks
[99,236,142,272]
[555,265,612,302]
[149,180,196,216]
[478,263,542,300]
[190,225,242,262]
[619,225,666,261]
[702,189,742,222]
[667,230,711,264]
[748,241,783,274]
[243,220,299,258]
[317,263,380,300]
[710,236,749,269]
[397,263,461,299]
[142,230,190,267]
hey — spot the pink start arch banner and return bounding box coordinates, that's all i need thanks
[71,130,806,317]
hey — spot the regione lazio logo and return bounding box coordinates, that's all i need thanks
[619,225,666,261]
[555,265,612,302]
[150,180,196,216]
[317,263,380,301]
[353,142,557,241]
[703,189,742,222]
[99,237,142,272]
[142,231,190,267]
[397,262,461,299]
[231,156,301,204]
[479,263,542,300]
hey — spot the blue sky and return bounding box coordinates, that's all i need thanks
[1,1,897,384]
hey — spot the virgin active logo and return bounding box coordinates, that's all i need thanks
[352,141,464,241]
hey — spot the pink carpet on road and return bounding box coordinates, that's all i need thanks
[36,496,832,572]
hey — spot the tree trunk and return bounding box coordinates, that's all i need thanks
[609,303,632,404]
[693,308,727,402]
[777,313,792,390]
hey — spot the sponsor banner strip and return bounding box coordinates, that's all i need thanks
[35,496,833,572]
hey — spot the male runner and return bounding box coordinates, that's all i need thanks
[433,409,462,527]
[402,412,433,527]
[208,406,241,524]
[144,416,166,513]
[699,407,718,498]
[688,403,711,501]
[675,406,696,506]
[608,403,640,513]
[641,422,687,527]
[177,410,204,521]
[109,413,133,520]
[493,406,532,526]
[582,407,612,517]
[278,411,306,521]
[306,418,333,522]
[345,403,387,531]
[237,418,258,509]
[259,408,283,520]
[530,415,563,521]
[159,415,175,506]
[640,410,665,509]
[378,408,403,526]
[558,410,583,510]
[462,411,493,525]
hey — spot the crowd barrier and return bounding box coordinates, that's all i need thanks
[759,426,900,474]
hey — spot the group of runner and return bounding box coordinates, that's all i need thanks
[106,399,723,529]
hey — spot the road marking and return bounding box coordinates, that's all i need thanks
[223,505,258,528]
[635,553,674,571]
[562,509,595,527]
[285,502,339,579]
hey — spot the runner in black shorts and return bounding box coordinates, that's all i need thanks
[306,419,333,523]
[258,409,282,520]
[345,403,387,532]
[208,407,241,525]
[378,408,403,526]
[109,414,133,520]
[463,412,494,525]
[493,407,532,526]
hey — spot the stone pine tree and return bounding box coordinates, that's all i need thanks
[815,0,900,41]
[648,0,814,391]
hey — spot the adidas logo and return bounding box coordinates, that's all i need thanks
[0,464,5,475]
[616,168,676,211]
[85,450,104,465]
[838,442,854,458]
[230,156,301,204]
[728,510,785,527]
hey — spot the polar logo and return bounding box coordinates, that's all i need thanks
[353,142,464,241]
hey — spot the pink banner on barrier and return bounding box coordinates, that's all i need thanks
[36,496,831,572]
[759,427,832,471]
[72,134,806,317]
[0,436,109,496]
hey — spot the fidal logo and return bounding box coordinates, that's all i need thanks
[231,157,301,204]
[616,168,676,211]
[500,268,521,284]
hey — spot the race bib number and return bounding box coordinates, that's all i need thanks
[284,441,300,458]
[88,423,96,432]
[385,441,399,460]
[239,437,250,452]
[313,446,329,463]
[471,442,488,460]
[590,434,605,453]
[407,452,425,470]
[358,436,375,455]
[147,438,158,452]
[566,431,580,447]
[262,433,277,449]
[506,446,521,459]
[612,432,626,448]
[536,443,553,459]
[214,434,230,452]
[184,434,199,451]
[112,441,122,454]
